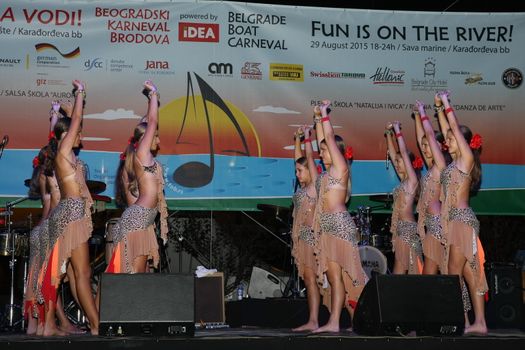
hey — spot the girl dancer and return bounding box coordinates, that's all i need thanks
[24,147,49,334]
[291,125,321,331]
[385,121,423,274]
[437,91,487,334]
[312,100,367,333]
[42,81,99,335]
[106,80,168,274]
[413,101,448,274]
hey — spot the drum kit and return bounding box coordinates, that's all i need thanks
[0,178,112,331]
[0,196,31,331]
[259,193,395,287]
[354,194,395,279]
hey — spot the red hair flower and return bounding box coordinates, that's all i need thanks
[412,156,424,170]
[119,152,126,161]
[48,131,56,141]
[316,164,323,174]
[469,134,482,150]
[344,146,353,160]
[127,136,134,145]
[440,141,449,152]
[32,156,40,168]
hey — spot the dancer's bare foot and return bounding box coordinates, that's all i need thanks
[292,321,319,332]
[60,323,87,335]
[36,323,44,336]
[345,327,353,332]
[311,323,339,333]
[464,313,471,329]
[464,322,487,335]
[26,317,38,335]
[89,327,99,336]
[43,325,67,337]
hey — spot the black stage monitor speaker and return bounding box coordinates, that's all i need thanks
[353,274,464,336]
[486,263,524,329]
[100,273,195,337]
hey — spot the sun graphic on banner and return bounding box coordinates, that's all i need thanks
[158,73,261,187]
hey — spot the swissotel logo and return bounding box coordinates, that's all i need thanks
[178,22,219,42]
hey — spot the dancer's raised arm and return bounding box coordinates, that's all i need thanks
[412,105,431,167]
[49,100,61,132]
[313,105,324,154]
[294,127,304,161]
[439,91,474,172]
[392,121,418,189]
[434,92,450,135]
[385,122,399,175]
[416,100,446,171]
[319,100,347,178]
[136,80,159,165]
[302,125,318,184]
[58,80,84,155]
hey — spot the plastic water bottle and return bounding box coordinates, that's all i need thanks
[237,284,244,301]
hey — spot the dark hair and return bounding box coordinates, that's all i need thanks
[28,146,48,198]
[459,125,482,192]
[117,122,147,205]
[114,159,128,208]
[295,156,307,167]
[44,117,72,176]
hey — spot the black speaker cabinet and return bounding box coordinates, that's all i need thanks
[353,274,464,336]
[99,273,195,337]
[486,263,524,329]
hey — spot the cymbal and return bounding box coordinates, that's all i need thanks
[369,194,394,203]
[86,180,106,194]
[257,204,290,215]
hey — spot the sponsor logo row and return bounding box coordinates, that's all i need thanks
[0,46,522,89]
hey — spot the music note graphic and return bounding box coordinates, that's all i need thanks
[173,72,251,188]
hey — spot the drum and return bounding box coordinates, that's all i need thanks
[359,245,387,279]
[104,218,120,265]
[0,231,29,257]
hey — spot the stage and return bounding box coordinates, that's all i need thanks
[1,328,524,350]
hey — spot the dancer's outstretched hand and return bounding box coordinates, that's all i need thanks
[320,99,331,115]
[415,100,426,115]
[143,80,157,92]
[72,80,85,91]
[438,90,450,103]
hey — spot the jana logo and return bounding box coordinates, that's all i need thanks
[145,60,170,70]
[84,58,103,71]
[35,43,80,58]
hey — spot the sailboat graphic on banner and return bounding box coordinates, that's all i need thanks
[168,72,259,188]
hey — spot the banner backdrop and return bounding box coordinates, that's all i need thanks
[0,1,524,213]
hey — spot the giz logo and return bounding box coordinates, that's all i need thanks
[84,58,103,71]
[179,22,219,42]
